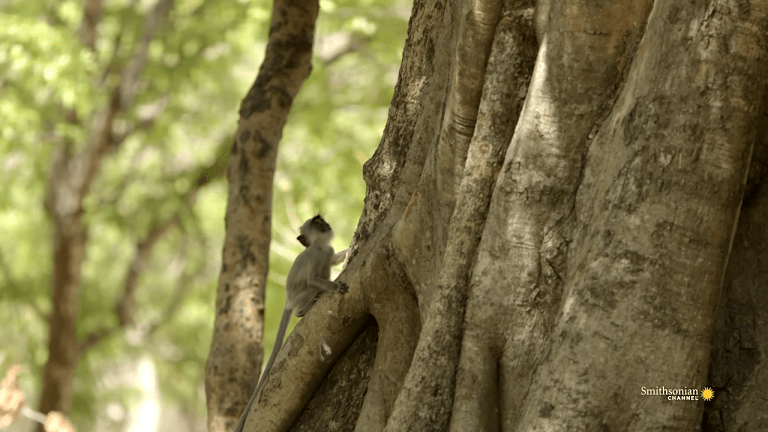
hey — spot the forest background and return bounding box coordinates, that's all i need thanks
[0,0,407,430]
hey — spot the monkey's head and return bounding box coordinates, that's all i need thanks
[297,215,333,247]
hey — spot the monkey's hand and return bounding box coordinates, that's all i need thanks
[334,281,349,294]
[308,278,349,295]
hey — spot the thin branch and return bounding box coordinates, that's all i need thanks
[79,0,103,50]
[111,117,158,146]
[115,215,180,327]
[99,33,122,86]
[147,245,192,335]
[78,216,178,352]
[78,142,228,352]
[316,32,363,66]
[119,0,175,110]
[187,139,229,199]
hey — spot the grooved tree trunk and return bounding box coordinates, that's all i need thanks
[220,0,768,430]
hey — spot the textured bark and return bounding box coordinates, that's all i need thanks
[703,108,768,431]
[514,0,765,427]
[385,1,534,430]
[221,0,768,430]
[290,319,378,432]
[203,0,319,430]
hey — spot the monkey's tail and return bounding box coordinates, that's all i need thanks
[233,308,292,432]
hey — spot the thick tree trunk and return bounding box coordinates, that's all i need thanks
[704,116,768,431]
[228,0,768,431]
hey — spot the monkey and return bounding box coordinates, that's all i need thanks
[233,215,348,432]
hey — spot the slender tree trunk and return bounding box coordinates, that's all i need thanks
[220,0,768,430]
[40,153,87,422]
[204,0,319,430]
[38,86,120,431]
[37,2,173,430]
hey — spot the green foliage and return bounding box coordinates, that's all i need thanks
[0,0,408,429]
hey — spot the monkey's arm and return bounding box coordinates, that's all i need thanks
[332,248,349,266]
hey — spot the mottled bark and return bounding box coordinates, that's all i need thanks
[386,1,533,429]
[203,0,319,430]
[513,0,765,428]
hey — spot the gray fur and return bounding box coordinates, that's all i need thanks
[233,216,348,432]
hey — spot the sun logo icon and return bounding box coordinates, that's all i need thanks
[702,387,715,401]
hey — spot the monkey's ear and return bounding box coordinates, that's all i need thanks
[297,235,309,247]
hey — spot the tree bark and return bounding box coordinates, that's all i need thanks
[204,0,319,430]
[226,0,768,430]
[704,109,768,431]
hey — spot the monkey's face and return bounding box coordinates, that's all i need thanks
[297,215,334,248]
[309,215,332,233]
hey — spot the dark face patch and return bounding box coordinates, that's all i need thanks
[310,215,332,233]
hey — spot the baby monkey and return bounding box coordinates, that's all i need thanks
[233,215,348,432]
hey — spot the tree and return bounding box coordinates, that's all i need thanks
[208,0,768,431]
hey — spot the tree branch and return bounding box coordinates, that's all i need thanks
[79,0,103,50]
[78,143,228,352]
[119,0,174,110]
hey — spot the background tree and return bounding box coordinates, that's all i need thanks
[215,0,768,431]
[0,0,404,430]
